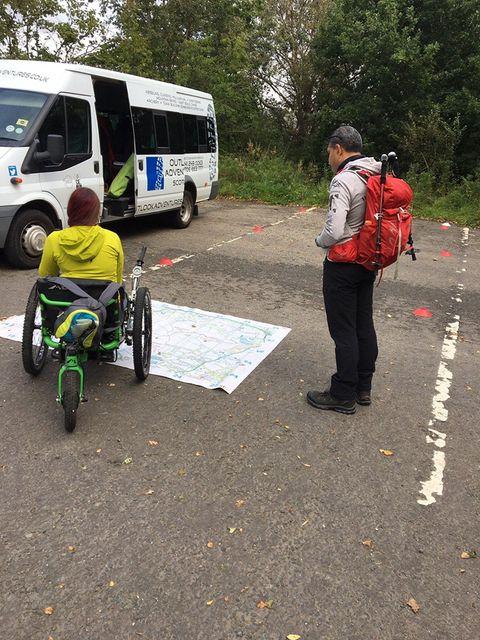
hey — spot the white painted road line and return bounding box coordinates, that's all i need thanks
[147,206,318,271]
[418,227,469,506]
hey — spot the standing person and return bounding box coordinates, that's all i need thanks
[307,126,381,414]
[39,187,124,283]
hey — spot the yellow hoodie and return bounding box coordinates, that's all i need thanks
[39,225,124,283]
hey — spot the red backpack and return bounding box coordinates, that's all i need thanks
[328,155,415,273]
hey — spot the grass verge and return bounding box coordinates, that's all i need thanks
[220,153,480,227]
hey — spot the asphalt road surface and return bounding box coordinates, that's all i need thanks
[0,200,479,640]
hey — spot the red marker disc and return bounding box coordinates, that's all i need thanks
[440,250,452,257]
[252,225,264,233]
[298,207,307,213]
[413,307,433,318]
[158,257,173,267]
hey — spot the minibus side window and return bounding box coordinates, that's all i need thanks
[66,98,90,154]
[38,97,65,152]
[37,96,91,168]
[154,114,169,153]
[132,108,156,154]
[197,117,208,153]
[167,112,184,154]
[183,114,198,154]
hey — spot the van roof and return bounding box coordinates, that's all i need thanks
[0,59,213,100]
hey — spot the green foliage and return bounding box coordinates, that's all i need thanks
[312,0,437,162]
[401,107,464,186]
[220,150,329,206]
[408,171,480,227]
[0,0,105,60]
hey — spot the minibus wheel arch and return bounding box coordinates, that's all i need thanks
[4,203,60,269]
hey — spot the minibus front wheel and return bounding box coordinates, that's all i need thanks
[4,208,55,269]
[170,190,194,229]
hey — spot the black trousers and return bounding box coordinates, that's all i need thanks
[322,260,378,401]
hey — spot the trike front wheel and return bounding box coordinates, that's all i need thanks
[22,284,48,375]
[132,287,152,381]
[62,370,80,433]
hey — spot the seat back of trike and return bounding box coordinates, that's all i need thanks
[36,278,126,349]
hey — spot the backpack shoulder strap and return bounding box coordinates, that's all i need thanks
[98,281,122,306]
[343,167,374,185]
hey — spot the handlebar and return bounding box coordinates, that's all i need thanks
[137,246,147,264]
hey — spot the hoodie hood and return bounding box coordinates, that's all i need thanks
[58,225,105,262]
[343,156,382,174]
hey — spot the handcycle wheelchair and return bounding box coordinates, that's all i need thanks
[22,246,152,432]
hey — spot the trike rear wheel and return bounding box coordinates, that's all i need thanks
[132,287,152,381]
[62,370,80,433]
[22,284,48,376]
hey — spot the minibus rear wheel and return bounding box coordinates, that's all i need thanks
[4,209,55,269]
[170,191,194,229]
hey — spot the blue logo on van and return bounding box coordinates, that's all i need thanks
[146,156,164,191]
[8,166,18,177]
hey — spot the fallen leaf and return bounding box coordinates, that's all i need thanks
[194,450,205,456]
[67,545,76,553]
[206,541,215,549]
[258,397,264,401]
[287,635,301,640]
[108,383,115,387]
[235,499,246,508]
[142,489,154,495]
[43,606,54,615]
[407,597,420,614]
[228,527,237,534]
[362,539,374,549]
[96,448,102,454]
[108,580,115,587]
[122,457,133,465]
[257,599,273,609]
[148,440,159,447]
[206,599,214,606]
[240,444,248,449]
[301,519,309,527]
[223,596,230,603]
[460,550,477,559]
[178,468,187,477]
[460,569,466,573]
[379,449,394,457]
[303,463,311,468]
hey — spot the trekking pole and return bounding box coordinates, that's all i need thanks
[388,151,400,177]
[373,153,388,269]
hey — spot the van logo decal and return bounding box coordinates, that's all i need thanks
[146,156,165,191]
[8,166,18,177]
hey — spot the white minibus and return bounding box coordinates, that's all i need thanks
[0,60,218,268]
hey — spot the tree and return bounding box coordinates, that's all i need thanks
[254,0,330,155]
[312,0,437,162]
[0,0,105,61]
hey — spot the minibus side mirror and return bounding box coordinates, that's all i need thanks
[35,134,65,165]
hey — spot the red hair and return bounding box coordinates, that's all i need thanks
[67,188,100,227]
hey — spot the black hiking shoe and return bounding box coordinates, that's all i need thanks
[356,391,372,406]
[306,390,356,414]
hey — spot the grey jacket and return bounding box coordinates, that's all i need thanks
[315,156,382,249]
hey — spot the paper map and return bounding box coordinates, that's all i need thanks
[0,301,290,394]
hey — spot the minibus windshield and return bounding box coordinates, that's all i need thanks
[0,88,48,144]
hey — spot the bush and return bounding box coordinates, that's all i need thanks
[408,171,480,226]
[220,149,329,206]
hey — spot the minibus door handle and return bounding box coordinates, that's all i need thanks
[93,160,100,174]
[138,159,144,171]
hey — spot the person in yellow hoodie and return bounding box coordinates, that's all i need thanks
[39,187,124,283]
